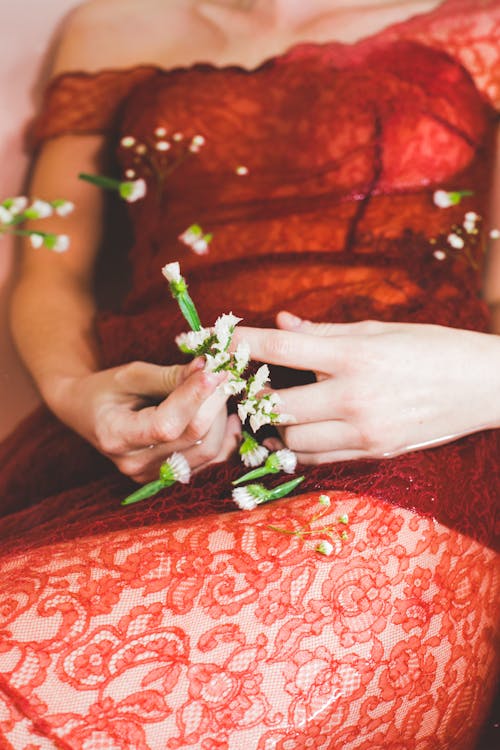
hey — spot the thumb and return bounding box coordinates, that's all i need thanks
[117,357,205,398]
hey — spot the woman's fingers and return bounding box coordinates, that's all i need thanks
[271,378,354,424]
[280,419,364,453]
[105,369,226,452]
[233,326,343,374]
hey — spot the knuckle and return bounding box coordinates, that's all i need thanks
[116,456,144,478]
[115,360,143,385]
[94,424,123,455]
[150,419,179,444]
[265,332,293,361]
[185,418,207,443]
[197,442,218,463]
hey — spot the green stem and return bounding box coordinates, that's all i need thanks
[121,479,169,506]
[177,292,202,331]
[79,172,121,191]
[267,476,305,501]
[233,465,273,485]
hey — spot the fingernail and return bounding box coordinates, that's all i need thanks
[190,357,206,371]
[279,311,302,329]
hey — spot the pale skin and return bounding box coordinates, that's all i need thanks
[10,0,500,483]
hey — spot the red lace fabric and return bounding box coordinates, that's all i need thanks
[1,0,499,747]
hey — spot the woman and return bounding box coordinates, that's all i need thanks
[0,1,499,747]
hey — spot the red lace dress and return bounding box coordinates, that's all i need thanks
[0,1,499,748]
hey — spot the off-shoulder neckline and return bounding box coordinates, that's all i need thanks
[47,0,453,84]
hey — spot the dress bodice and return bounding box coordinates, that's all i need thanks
[27,0,499,371]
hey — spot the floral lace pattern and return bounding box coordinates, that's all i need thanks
[1,494,499,749]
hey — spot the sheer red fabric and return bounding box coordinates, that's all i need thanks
[0,1,499,747]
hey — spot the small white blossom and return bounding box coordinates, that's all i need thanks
[6,196,28,214]
[234,341,250,373]
[191,134,205,147]
[318,494,331,507]
[433,249,446,261]
[172,132,184,141]
[135,144,147,155]
[166,452,191,484]
[275,449,297,474]
[175,328,212,352]
[29,199,53,218]
[29,233,44,249]
[191,237,210,255]
[54,200,75,217]
[249,409,273,433]
[125,169,136,179]
[432,190,454,208]
[223,376,247,396]
[235,165,249,176]
[51,234,70,252]
[120,135,136,148]
[214,313,242,351]
[205,350,231,372]
[490,228,500,239]
[0,206,13,224]
[247,365,270,398]
[238,399,254,423]
[156,141,171,151]
[315,540,334,556]
[241,444,269,468]
[154,127,167,137]
[464,211,479,222]
[162,261,182,283]
[338,513,349,524]
[447,232,465,249]
[120,178,147,203]
[232,486,258,511]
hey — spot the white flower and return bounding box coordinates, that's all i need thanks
[250,409,273,432]
[160,452,191,484]
[54,200,75,217]
[447,232,465,249]
[315,540,334,556]
[490,228,500,240]
[338,513,349,525]
[6,196,28,214]
[154,127,167,137]
[28,199,53,218]
[172,132,184,141]
[189,135,205,153]
[234,341,250,373]
[247,364,270,398]
[175,328,211,352]
[432,190,454,208]
[191,238,210,255]
[125,169,136,179]
[205,350,231,372]
[120,135,136,148]
[464,211,479,222]
[120,178,147,203]
[29,233,44,249]
[276,449,297,473]
[51,234,70,252]
[162,261,182,283]
[318,494,331,507]
[155,141,171,152]
[235,165,249,176]
[214,313,242,351]
[241,443,269,468]
[0,206,13,224]
[232,486,258,511]
[238,399,255,423]
[223,376,247,396]
[433,249,446,261]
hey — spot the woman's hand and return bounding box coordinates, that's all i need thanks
[235,312,500,464]
[50,358,241,482]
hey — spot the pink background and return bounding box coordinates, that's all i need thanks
[0,0,82,440]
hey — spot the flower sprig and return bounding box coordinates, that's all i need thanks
[0,196,73,251]
[232,476,305,511]
[239,430,269,467]
[267,493,350,556]
[179,224,213,255]
[79,173,147,203]
[121,452,191,506]
[233,448,297,485]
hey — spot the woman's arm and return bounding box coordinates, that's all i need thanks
[9,3,241,481]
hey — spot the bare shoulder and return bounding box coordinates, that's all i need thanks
[52,0,224,75]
